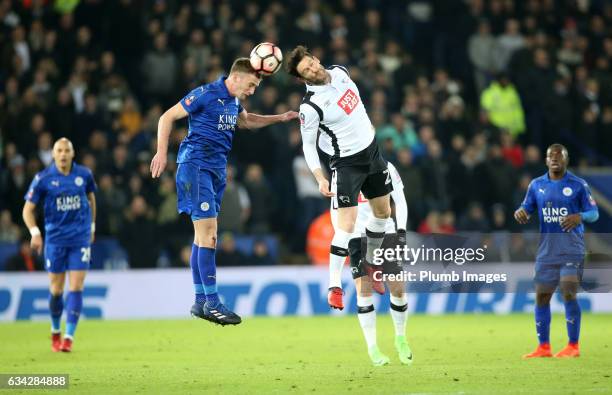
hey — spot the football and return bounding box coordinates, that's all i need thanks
[249,42,283,76]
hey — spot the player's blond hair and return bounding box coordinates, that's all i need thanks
[229,58,261,78]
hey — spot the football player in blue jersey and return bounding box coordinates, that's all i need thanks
[515,144,598,358]
[150,58,298,326]
[22,138,97,352]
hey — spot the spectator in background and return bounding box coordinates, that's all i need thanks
[37,132,53,166]
[244,164,274,234]
[119,195,159,268]
[458,202,490,232]
[95,174,127,236]
[500,131,524,168]
[5,237,42,271]
[0,209,20,242]
[292,152,326,245]
[216,232,247,267]
[247,238,276,266]
[141,32,177,107]
[481,73,525,138]
[218,165,251,234]
[469,19,497,93]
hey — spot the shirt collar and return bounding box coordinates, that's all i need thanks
[546,170,569,182]
[50,162,74,176]
[215,76,231,98]
[305,70,333,93]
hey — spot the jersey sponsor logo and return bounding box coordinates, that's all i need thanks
[337,89,359,115]
[562,187,573,196]
[538,188,545,194]
[74,176,84,186]
[56,195,81,211]
[541,206,568,223]
[217,98,225,106]
[185,95,195,106]
[200,202,210,211]
[218,114,237,131]
[51,180,59,187]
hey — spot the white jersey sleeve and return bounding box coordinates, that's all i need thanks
[388,163,407,230]
[299,103,322,172]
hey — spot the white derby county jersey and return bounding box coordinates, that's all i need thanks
[330,162,406,236]
[299,66,375,170]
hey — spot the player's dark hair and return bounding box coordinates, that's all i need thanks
[285,45,313,78]
[546,143,568,158]
[229,58,261,78]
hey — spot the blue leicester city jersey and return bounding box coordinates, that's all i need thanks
[24,163,97,246]
[177,76,244,169]
[521,171,598,263]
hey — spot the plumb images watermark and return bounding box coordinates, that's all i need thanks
[372,245,488,265]
[373,270,508,284]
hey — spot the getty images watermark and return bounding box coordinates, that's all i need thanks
[358,232,612,293]
[371,243,508,284]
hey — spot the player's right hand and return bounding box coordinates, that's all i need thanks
[30,235,43,255]
[150,152,167,178]
[514,208,530,224]
[318,179,334,197]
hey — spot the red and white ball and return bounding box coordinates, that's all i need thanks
[249,42,283,76]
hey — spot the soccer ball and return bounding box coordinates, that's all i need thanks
[249,42,283,76]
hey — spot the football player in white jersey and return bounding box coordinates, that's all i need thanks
[324,150,412,366]
[286,45,393,309]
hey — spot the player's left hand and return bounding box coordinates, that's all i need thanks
[560,214,581,232]
[279,111,299,122]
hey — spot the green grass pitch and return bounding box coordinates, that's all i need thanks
[1,314,611,394]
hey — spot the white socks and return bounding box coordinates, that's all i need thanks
[390,294,408,336]
[357,295,376,348]
[329,229,351,289]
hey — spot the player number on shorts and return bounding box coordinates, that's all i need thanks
[384,170,391,185]
[80,247,91,262]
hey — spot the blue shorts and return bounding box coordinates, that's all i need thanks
[535,260,584,286]
[44,243,91,273]
[176,163,226,221]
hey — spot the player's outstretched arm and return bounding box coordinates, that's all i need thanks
[151,102,188,178]
[22,201,43,255]
[237,108,298,130]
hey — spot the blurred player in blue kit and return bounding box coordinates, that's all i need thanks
[515,144,598,358]
[150,58,297,326]
[22,138,97,352]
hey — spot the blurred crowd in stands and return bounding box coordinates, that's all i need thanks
[1,0,611,269]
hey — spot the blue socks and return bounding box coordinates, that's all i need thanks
[535,304,551,345]
[65,291,83,339]
[49,293,63,333]
[564,299,581,344]
[198,246,219,305]
[191,244,206,304]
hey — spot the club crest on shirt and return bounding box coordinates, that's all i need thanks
[74,176,84,186]
[563,187,572,196]
[200,202,210,211]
